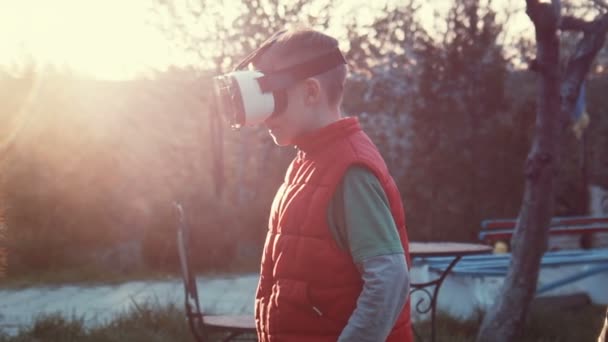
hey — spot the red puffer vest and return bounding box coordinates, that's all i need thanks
[255,117,413,342]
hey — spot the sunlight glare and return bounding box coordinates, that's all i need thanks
[0,0,174,80]
[0,0,532,80]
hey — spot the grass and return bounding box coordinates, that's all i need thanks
[0,303,605,342]
[413,304,607,342]
[0,303,195,342]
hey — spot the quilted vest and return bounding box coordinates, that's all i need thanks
[255,117,413,342]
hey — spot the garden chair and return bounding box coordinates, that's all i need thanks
[174,203,257,342]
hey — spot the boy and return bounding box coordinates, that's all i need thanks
[251,28,413,342]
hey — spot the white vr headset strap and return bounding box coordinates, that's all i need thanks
[231,70,275,126]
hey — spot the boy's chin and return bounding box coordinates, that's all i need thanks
[269,132,292,147]
[272,137,292,147]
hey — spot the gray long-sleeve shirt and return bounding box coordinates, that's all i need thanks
[338,254,410,341]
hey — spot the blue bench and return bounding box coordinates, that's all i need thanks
[414,249,608,296]
[478,216,608,250]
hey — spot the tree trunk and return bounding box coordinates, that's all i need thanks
[477,1,608,341]
[0,206,5,277]
[476,4,560,341]
[599,307,608,342]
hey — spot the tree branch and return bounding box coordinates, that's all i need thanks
[525,0,541,24]
[560,16,594,32]
[526,0,562,34]
[561,10,608,124]
[592,0,608,11]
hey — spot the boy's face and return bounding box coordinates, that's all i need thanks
[263,80,321,146]
[254,46,329,147]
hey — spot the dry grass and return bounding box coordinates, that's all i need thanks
[0,303,605,342]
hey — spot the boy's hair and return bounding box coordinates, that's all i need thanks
[253,28,348,107]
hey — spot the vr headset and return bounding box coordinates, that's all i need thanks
[212,32,347,129]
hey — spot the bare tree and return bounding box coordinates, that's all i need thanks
[152,0,335,73]
[476,1,608,341]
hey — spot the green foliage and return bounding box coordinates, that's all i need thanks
[0,70,282,276]
[1,1,607,279]
[403,0,514,241]
[342,1,423,116]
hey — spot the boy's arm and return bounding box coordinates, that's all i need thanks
[328,166,410,341]
[338,254,409,342]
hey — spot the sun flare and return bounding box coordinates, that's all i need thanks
[0,0,176,80]
[0,0,530,80]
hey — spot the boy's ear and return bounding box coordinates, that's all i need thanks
[303,78,321,105]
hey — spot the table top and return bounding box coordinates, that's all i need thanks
[409,242,493,258]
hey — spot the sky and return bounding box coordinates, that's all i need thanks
[0,0,174,79]
[0,0,532,80]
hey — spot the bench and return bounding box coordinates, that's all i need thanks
[478,216,608,251]
[415,249,608,298]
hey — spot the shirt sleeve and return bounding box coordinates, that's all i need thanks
[337,254,410,342]
[327,166,404,263]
